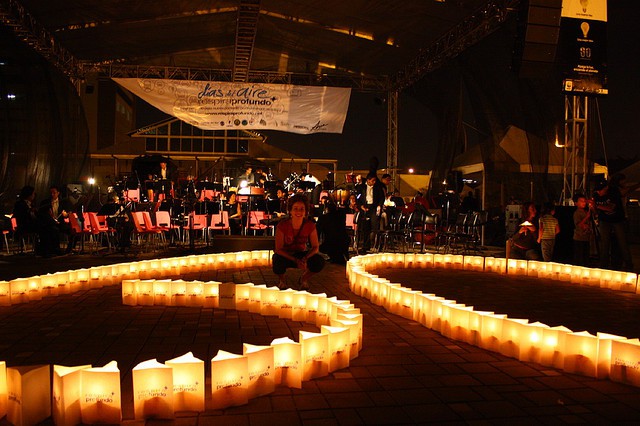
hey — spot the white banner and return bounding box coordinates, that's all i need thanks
[113,78,351,134]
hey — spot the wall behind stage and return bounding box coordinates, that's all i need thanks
[0,27,90,216]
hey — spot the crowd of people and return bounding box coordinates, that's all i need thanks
[508,173,639,272]
[7,168,640,287]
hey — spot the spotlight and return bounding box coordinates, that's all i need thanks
[88,177,96,185]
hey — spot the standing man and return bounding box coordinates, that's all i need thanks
[357,173,385,252]
[593,174,637,271]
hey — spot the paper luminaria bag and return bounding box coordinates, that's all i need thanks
[6,364,51,426]
[165,352,205,412]
[0,361,6,418]
[243,343,276,399]
[80,361,122,425]
[210,350,249,410]
[52,364,92,426]
[270,337,302,389]
[132,359,174,420]
[299,331,329,381]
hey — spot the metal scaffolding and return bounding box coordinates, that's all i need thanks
[562,95,590,204]
[233,0,261,83]
[386,91,399,187]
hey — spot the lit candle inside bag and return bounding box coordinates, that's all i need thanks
[137,279,155,306]
[6,364,51,426]
[507,259,527,276]
[260,286,281,317]
[0,281,10,306]
[132,359,174,420]
[518,321,550,364]
[210,350,248,410]
[121,279,138,306]
[499,318,530,358]
[153,279,171,306]
[321,325,351,372]
[170,279,187,306]
[235,283,254,312]
[596,332,628,380]
[299,331,329,381]
[242,344,276,399]
[80,361,121,425]
[218,282,237,310]
[8,278,29,305]
[541,325,573,369]
[479,313,508,352]
[463,255,485,272]
[249,284,267,314]
[0,361,5,417]
[563,330,599,377]
[186,280,205,306]
[291,290,309,322]
[203,281,220,308]
[270,337,302,389]
[52,364,92,426]
[610,338,640,387]
[166,352,205,413]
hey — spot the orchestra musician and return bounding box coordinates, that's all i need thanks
[13,185,60,257]
[223,191,243,234]
[39,185,73,252]
[356,173,385,253]
[237,165,255,187]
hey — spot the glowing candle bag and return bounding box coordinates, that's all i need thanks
[218,283,237,310]
[132,359,174,420]
[210,351,249,409]
[563,331,598,377]
[610,338,640,387]
[300,331,329,381]
[80,361,122,425]
[6,364,51,426]
[321,326,351,372]
[165,352,205,412]
[0,281,9,306]
[271,337,302,389]
[243,344,276,398]
[0,361,6,418]
[52,364,91,426]
[596,333,627,380]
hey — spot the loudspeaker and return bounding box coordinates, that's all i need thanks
[514,0,562,78]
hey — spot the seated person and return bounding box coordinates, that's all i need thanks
[223,191,243,234]
[14,185,60,256]
[509,202,541,260]
[272,193,325,290]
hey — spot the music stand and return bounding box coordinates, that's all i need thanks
[298,181,316,191]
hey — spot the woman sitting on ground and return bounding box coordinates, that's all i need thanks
[272,193,325,290]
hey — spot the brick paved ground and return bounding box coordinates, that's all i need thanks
[1,247,640,424]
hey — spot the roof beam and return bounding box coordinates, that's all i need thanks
[97,63,390,92]
[233,0,260,82]
[393,0,521,91]
[0,0,83,81]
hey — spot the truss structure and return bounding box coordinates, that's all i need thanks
[0,0,82,81]
[393,0,521,91]
[386,91,399,187]
[562,95,590,204]
[233,0,260,82]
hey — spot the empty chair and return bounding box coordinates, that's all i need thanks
[209,211,231,236]
[185,213,208,244]
[247,211,270,235]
